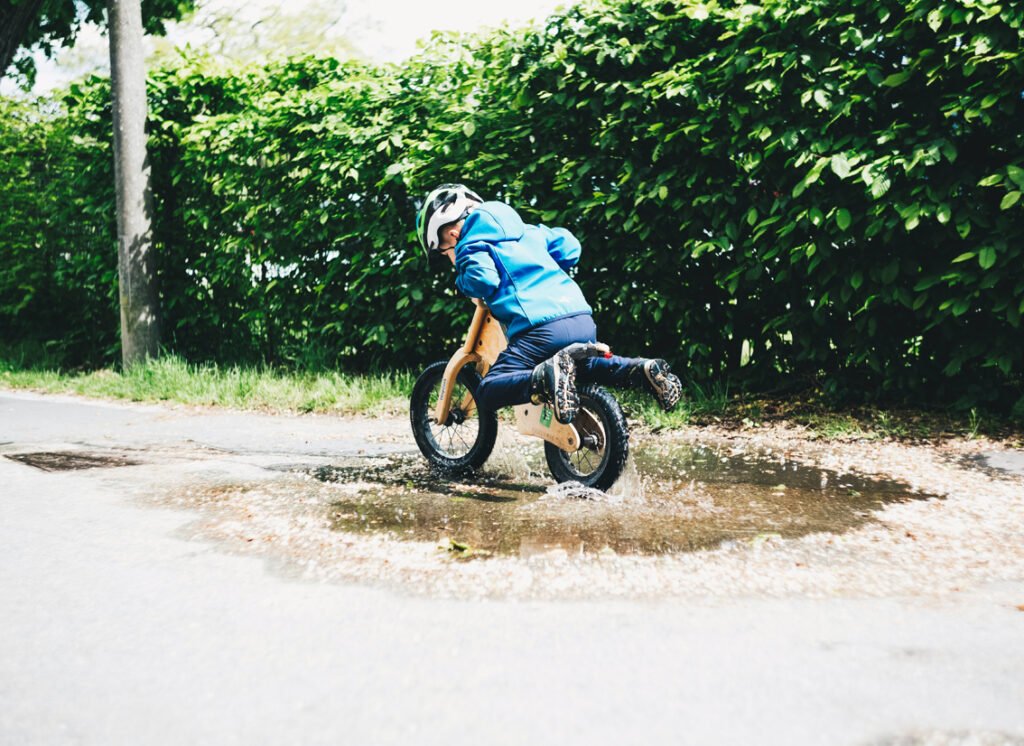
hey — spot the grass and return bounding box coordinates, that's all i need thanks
[617,376,733,430]
[0,355,413,416]
[1,356,1019,442]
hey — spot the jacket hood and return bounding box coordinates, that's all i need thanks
[458,201,525,245]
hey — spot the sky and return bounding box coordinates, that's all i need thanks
[13,0,574,95]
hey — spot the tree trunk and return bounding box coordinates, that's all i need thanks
[108,0,160,367]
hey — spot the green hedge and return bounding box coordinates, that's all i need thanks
[1,0,1022,409]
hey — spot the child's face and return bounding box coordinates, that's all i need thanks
[437,219,464,264]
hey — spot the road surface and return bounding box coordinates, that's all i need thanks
[1,391,1022,745]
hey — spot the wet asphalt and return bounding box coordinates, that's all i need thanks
[1,390,1023,745]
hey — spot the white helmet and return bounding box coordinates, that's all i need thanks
[416,183,483,256]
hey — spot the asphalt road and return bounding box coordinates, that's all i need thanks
[1,391,1022,745]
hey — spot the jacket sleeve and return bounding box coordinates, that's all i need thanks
[540,225,582,270]
[454,241,500,299]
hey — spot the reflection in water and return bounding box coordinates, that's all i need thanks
[308,442,930,558]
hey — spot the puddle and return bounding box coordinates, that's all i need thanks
[300,442,930,558]
[6,451,142,472]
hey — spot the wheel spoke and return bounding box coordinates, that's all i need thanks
[555,396,614,480]
[416,367,492,464]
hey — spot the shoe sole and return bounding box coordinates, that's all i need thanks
[552,349,578,424]
[644,360,682,412]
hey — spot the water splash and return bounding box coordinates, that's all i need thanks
[608,456,646,501]
[541,479,635,504]
[482,426,537,481]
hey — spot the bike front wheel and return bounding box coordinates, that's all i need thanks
[410,360,498,473]
[544,384,629,491]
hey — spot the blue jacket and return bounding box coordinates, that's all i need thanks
[454,201,592,340]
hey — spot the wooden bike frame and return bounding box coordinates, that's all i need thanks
[432,300,582,452]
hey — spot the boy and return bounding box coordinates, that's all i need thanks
[416,183,681,425]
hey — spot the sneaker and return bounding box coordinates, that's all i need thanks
[529,349,578,424]
[635,359,682,412]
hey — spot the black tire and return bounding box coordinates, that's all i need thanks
[410,360,498,473]
[544,384,629,491]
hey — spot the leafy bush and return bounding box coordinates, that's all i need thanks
[1,0,1022,409]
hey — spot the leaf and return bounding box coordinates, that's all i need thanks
[936,203,951,224]
[850,272,863,290]
[978,247,996,270]
[830,154,851,179]
[658,185,668,201]
[927,8,943,31]
[881,71,911,87]
[1000,191,1021,210]
[813,89,831,109]
[746,207,758,226]
[869,173,891,200]
[462,121,476,137]
[951,252,975,263]
[1008,165,1024,190]
[836,208,852,231]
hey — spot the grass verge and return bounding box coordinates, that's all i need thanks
[0,355,412,416]
[1,356,1018,442]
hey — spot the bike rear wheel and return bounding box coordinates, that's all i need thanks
[410,360,497,473]
[544,384,629,491]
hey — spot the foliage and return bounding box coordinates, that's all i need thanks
[1,0,195,84]
[0,97,118,365]
[1,0,1022,409]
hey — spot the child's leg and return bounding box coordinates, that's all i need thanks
[576,353,646,388]
[474,314,597,412]
[570,318,683,412]
[472,345,536,413]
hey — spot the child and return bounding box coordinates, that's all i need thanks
[416,183,681,424]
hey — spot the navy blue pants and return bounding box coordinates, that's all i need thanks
[474,313,644,413]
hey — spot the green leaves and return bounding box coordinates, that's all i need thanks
[978,247,997,270]
[1008,166,1024,190]
[830,154,851,179]
[3,0,1023,406]
[881,70,911,87]
[835,208,852,231]
[861,166,891,200]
